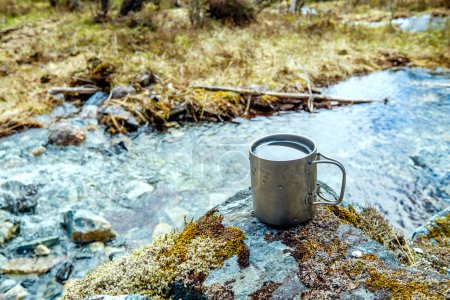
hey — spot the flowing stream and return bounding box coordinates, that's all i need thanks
[1,68,449,249]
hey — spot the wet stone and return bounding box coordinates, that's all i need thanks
[0,255,64,274]
[63,209,116,243]
[0,279,17,293]
[51,103,79,119]
[0,181,38,214]
[35,244,51,256]
[84,92,109,107]
[30,145,46,157]
[99,105,140,131]
[15,236,60,254]
[48,123,86,146]
[0,220,20,246]
[2,284,29,300]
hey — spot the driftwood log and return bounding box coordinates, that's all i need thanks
[48,86,101,95]
[193,85,386,105]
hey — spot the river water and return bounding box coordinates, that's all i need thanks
[0,68,449,249]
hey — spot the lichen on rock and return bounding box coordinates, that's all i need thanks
[63,211,246,300]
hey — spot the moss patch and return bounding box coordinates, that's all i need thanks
[63,210,246,300]
[270,206,449,299]
[331,205,416,265]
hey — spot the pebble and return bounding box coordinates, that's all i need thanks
[89,242,105,253]
[351,250,363,258]
[35,244,51,256]
[30,146,46,157]
[0,279,17,293]
[3,284,29,300]
[413,247,424,254]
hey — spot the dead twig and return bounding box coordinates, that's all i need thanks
[192,85,384,105]
[48,86,101,95]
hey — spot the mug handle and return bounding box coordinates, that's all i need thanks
[308,153,346,205]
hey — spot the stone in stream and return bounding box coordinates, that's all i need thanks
[63,188,450,300]
[99,105,140,132]
[35,244,51,256]
[0,220,20,246]
[15,236,60,254]
[2,283,29,300]
[48,123,86,146]
[0,255,65,274]
[0,181,38,214]
[30,145,46,157]
[0,279,18,293]
[84,92,109,107]
[63,210,116,243]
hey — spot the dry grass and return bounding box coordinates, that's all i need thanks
[0,1,449,135]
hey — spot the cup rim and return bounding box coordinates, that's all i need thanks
[249,133,317,162]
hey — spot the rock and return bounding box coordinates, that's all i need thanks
[104,247,125,260]
[0,279,17,293]
[0,256,64,274]
[0,181,38,214]
[413,247,424,254]
[111,86,136,99]
[63,210,116,243]
[35,244,51,256]
[412,206,450,245]
[84,92,109,107]
[0,220,20,246]
[89,242,105,253]
[124,181,154,199]
[99,105,140,132]
[351,250,363,258]
[63,189,450,300]
[48,123,86,146]
[15,236,60,254]
[30,146,46,157]
[56,262,74,283]
[136,72,158,87]
[0,254,7,265]
[51,103,79,119]
[3,284,29,300]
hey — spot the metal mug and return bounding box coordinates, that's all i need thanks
[249,133,346,226]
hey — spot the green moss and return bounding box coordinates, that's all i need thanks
[425,214,450,247]
[330,206,415,265]
[365,267,446,299]
[63,210,246,300]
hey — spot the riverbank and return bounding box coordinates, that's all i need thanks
[1,1,449,137]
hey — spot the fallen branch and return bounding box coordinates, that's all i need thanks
[192,85,385,105]
[48,86,101,95]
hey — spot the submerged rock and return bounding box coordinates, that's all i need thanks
[0,220,20,246]
[48,123,86,146]
[2,283,29,300]
[0,181,38,214]
[0,255,64,274]
[63,189,449,300]
[63,210,116,244]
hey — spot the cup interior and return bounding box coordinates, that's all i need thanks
[250,134,316,161]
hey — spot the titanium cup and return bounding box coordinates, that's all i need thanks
[249,134,346,226]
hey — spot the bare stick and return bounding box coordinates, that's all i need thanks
[48,86,101,95]
[192,85,384,104]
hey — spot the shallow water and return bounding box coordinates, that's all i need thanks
[351,14,449,32]
[0,68,449,248]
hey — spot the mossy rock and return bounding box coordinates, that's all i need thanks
[64,189,450,299]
